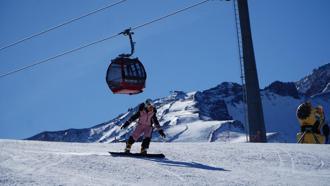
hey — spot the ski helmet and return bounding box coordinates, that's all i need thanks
[144,98,153,107]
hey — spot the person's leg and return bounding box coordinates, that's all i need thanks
[125,136,135,153]
[131,125,145,141]
[141,127,153,154]
[125,125,144,153]
[141,138,151,154]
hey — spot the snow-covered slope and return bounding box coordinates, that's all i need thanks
[27,63,330,143]
[27,91,247,143]
[1,140,330,186]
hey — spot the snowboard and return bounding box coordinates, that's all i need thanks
[109,152,165,158]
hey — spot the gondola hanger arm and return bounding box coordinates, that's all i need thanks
[119,28,135,58]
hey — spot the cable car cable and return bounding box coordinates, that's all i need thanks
[0,0,215,79]
[0,33,121,78]
[0,0,128,52]
[131,0,211,31]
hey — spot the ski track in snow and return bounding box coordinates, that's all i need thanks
[276,147,296,173]
[1,140,330,186]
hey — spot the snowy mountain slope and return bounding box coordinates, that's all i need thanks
[296,63,330,96]
[27,91,247,143]
[27,64,330,143]
[1,140,330,186]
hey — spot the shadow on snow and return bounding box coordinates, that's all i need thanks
[148,158,229,171]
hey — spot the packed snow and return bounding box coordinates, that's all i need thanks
[1,140,330,186]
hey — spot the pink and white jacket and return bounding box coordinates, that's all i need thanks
[126,103,161,130]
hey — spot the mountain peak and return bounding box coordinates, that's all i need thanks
[205,82,242,97]
[264,81,300,99]
[296,63,330,96]
[169,91,188,100]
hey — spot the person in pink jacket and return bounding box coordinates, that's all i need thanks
[121,99,166,154]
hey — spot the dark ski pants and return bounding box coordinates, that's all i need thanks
[126,136,151,150]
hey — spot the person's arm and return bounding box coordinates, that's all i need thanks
[121,104,144,129]
[152,109,166,138]
[152,114,161,129]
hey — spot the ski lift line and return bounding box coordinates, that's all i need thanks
[131,0,211,31]
[0,33,121,78]
[0,0,215,79]
[0,0,128,52]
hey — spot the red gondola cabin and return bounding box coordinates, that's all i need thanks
[106,57,146,95]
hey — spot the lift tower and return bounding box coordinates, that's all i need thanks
[237,0,267,142]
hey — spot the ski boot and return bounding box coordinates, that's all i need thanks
[125,143,132,153]
[140,148,147,155]
[124,136,135,153]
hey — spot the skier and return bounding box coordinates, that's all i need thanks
[296,101,328,144]
[121,99,166,154]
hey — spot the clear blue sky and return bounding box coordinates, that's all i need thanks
[1,0,330,139]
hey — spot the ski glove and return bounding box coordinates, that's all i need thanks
[121,121,130,129]
[158,129,166,138]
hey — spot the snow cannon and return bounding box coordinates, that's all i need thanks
[296,102,326,144]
